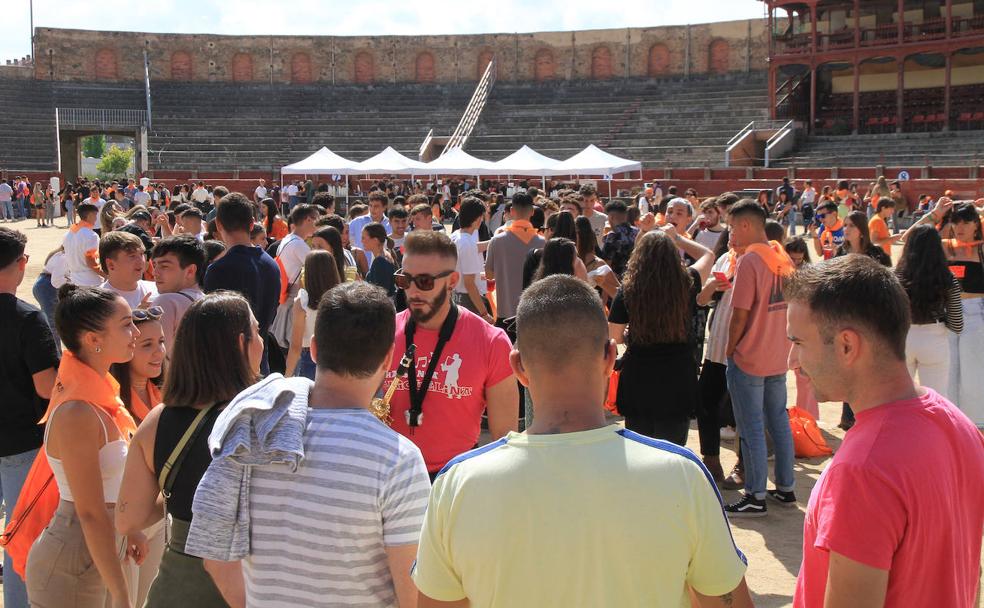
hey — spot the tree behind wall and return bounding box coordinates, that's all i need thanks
[82,135,106,158]
[97,145,133,178]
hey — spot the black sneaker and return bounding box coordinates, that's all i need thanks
[725,493,767,518]
[766,489,797,507]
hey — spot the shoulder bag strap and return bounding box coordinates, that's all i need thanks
[158,402,220,493]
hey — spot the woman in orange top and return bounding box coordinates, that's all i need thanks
[261,197,289,241]
[108,306,167,607]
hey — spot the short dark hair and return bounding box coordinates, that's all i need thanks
[765,219,785,242]
[517,275,609,369]
[203,239,227,265]
[317,213,346,234]
[77,202,99,220]
[560,196,583,213]
[172,203,192,216]
[410,203,432,217]
[362,221,388,244]
[604,200,628,214]
[728,199,768,226]
[716,192,740,209]
[99,231,145,273]
[875,197,896,212]
[784,255,910,360]
[0,227,27,268]
[407,193,429,207]
[152,235,207,284]
[163,292,258,405]
[817,200,838,214]
[511,192,534,211]
[368,191,389,206]
[404,230,457,262]
[181,207,203,220]
[312,192,335,210]
[288,203,320,227]
[388,207,409,220]
[314,282,396,377]
[212,185,229,201]
[458,197,485,228]
[216,192,254,233]
[55,284,121,353]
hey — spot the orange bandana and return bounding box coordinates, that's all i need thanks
[130,381,162,422]
[69,219,94,234]
[505,220,538,245]
[943,238,983,254]
[40,350,137,439]
[745,241,796,277]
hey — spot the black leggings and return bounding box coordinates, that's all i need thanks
[697,360,732,457]
[623,414,690,447]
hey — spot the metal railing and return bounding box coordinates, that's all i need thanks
[56,108,147,129]
[764,120,797,167]
[445,55,497,152]
[725,120,791,167]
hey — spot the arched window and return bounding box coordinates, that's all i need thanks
[647,44,671,76]
[354,51,374,84]
[591,46,613,79]
[232,53,254,82]
[415,51,436,82]
[477,49,495,80]
[534,48,556,81]
[94,48,118,80]
[291,52,313,84]
[709,39,731,75]
[171,51,193,81]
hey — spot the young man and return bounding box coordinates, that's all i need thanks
[151,235,206,356]
[786,255,984,607]
[868,198,899,256]
[178,206,206,240]
[190,181,209,207]
[349,191,391,250]
[601,200,638,279]
[387,206,410,257]
[410,202,443,232]
[485,192,545,324]
[637,186,654,214]
[451,197,493,321]
[559,196,582,218]
[62,201,104,286]
[579,184,608,247]
[312,191,335,215]
[386,231,517,478]
[0,179,14,221]
[253,179,267,204]
[808,200,845,258]
[413,275,753,607]
[691,198,726,251]
[204,192,280,372]
[132,184,151,208]
[0,227,59,608]
[187,282,430,607]
[86,184,107,213]
[724,200,797,518]
[98,231,159,308]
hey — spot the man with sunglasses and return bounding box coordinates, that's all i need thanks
[807,201,845,259]
[385,231,518,480]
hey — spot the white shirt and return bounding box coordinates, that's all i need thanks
[801,187,816,206]
[285,184,298,196]
[637,196,650,215]
[348,214,391,250]
[451,229,486,296]
[695,227,724,251]
[191,187,209,203]
[276,233,310,285]
[63,224,103,286]
[100,279,158,309]
[44,250,70,288]
[132,191,151,206]
[87,197,107,213]
[0,182,13,202]
[254,186,268,200]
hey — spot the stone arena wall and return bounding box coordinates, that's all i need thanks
[33,20,768,84]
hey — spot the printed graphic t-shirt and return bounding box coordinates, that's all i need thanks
[730,251,790,377]
[384,307,514,472]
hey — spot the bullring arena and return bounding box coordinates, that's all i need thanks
[2,0,984,606]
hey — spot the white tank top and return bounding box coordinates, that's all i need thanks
[45,404,128,503]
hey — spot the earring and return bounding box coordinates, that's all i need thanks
[95,347,102,353]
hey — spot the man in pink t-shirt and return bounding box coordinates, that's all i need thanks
[724,200,797,518]
[786,255,984,607]
[384,231,518,477]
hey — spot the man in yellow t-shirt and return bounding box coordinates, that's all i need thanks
[412,276,752,608]
[868,198,899,257]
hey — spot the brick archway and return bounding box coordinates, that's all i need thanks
[591,46,613,79]
[477,49,494,80]
[415,51,436,82]
[647,43,671,76]
[171,50,193,81]
[354,51,374,84]
[534,48,556,81]
[232,53,254,82]
[291,52,313,84]
[709,39,731,75]
[94,48,118,80]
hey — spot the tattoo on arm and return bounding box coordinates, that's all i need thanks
[118,501,127,512]
[720,592,734,607]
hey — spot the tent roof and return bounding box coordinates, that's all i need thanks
[423,146,497,175]
[351,146,428,174]
[280,147,360,175]
[553,145,642,176]
[488,145,565,176]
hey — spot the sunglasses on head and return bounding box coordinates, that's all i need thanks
[132,306,164,322]
[394,270,454,291]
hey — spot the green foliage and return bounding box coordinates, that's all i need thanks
[82,134,106,158]
[96,145,133,178]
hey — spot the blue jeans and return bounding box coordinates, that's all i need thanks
[32,273,61,353]
[0,199,13,220]
[2,447,40,608]
[726,358,795,499]
[295,348,316,380]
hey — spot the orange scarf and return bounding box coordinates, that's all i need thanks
[819,219,844,248]
[745,241,796,277]
[40,350,137,439]
[943,238,983,255]
[69,219,94,234]
[130,381,161,422]
[505,220,538,245]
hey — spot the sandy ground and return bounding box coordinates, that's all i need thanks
[2,217,980,607]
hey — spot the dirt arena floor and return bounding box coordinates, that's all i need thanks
[2,217,981,607]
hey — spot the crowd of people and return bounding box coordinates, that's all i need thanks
[0,172,982,608]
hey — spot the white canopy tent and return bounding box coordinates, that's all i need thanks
[488,145,565,176]
[352,146,428,174]
[553,144,643,177]
[422,147,497,175]
[280,146,361,175]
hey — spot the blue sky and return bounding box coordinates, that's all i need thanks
[1,0,765,62]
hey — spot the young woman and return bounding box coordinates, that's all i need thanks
[575,215,619,302]
[607,227,715,446]
[836,210,891,267]
[532,237,580,282]
[100,201,123,236]
[261,197,289,241]
[63,185,78,226]
[116,293,262,608]
[896,225,963,400]
[939,202,984,428]
[33,182,46,227]
[27,285,142,608]
[523,211,579,288]
[286,250,341,379]
[312,225,357,281]
[362,222,397,297]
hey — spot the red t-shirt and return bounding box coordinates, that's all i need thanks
[385,307,514,473]
[795,389,984,607]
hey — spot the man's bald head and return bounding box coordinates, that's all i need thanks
[516,275,609,371]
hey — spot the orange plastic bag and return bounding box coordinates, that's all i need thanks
[604,370,620,415]
[0,450,60,578]
[788,406,833,458]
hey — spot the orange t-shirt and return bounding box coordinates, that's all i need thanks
[270,218,289,241]
[869,215,891,256]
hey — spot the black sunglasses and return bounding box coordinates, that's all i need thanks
[132,306,164,321]
[394,270,454,291]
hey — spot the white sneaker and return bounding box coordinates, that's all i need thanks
[720,426,736,440]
